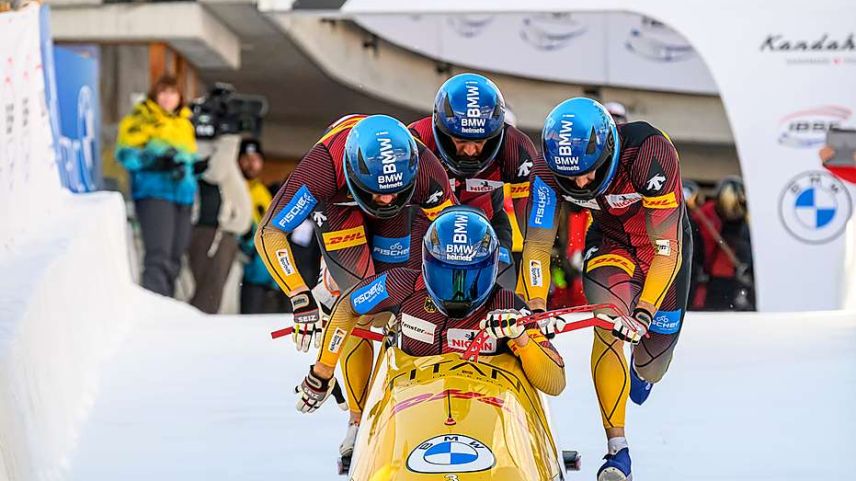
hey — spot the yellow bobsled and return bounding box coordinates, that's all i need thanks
[346,346,578,481]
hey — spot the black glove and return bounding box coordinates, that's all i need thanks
[151,149,186,180]
[192,158,210,175]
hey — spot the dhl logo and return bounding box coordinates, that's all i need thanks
[642,192,678,209]
[392,389,507,415]
[586,254,636,277]
[510,182,530,199]
[322,226,367,251]
[422,199,454,221]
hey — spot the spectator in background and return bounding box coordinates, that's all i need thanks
[116,75,199,297]
[238,139,289,314]
[604,101,628,124]
[696,176,755,310]
[682,179,710,310]
[188,133,252,313]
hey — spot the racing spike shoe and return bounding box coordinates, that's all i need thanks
[629,359,653,405]
[597,447,632,481]
[339,421,359,458]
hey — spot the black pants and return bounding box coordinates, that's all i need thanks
[188,225,239,314]
[240,283,290,314]
[135,198,193,297]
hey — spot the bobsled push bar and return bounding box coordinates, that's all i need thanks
[270,303,620,363]
[461,303,619,362]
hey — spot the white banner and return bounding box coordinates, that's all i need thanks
[0,4,62,246]
[355,12,718,94]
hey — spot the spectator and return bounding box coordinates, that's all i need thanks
[238,139,289,314]
[682,179,710,310]
[116,75,198,297]
[604,101,628,124]
[696,176,755,310]
[187,133,252,313]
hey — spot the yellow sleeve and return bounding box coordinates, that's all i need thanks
[254,189,309,295]
[508,329,566,396]
[516,205,562,306]
[316,299,361,369]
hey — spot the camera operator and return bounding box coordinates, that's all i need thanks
[186,84,264,313]
[115,75,203,297]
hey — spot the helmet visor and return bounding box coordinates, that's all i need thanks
[423,252,497,319]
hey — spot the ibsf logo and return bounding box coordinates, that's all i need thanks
[777,106,851,148]
[553,119,580,171]
[377,135,404,189]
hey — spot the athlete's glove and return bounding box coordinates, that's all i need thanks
[610,308,652,345]
[295,366,348,414]
[289,291,322,352]
[540,314,569,337]
[481,309,526,340]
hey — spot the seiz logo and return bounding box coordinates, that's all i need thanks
[778,106,851,148]
[322,226,367,251]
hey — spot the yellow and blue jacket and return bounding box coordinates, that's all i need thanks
[115,99,198,205]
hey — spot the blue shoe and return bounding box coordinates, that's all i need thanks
[597,447,632,481]
[629,361,653,405]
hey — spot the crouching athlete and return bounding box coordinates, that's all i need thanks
[519,98,692,481]
[294,207,566,427]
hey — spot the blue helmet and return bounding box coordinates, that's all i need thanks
[422,206,499,319]
[344,115,420,219]
[542,98,620,200]
[432,73,506,177]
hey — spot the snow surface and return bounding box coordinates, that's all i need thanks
[66,308,856,481]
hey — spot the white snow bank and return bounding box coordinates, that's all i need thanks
[0,192,146,481]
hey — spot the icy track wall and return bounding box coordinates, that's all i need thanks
[0,6,138,481]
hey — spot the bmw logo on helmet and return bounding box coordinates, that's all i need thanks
[542,97,621,200]
[422,206,499,319]
[344,115,420,219]
[432,73,506,177]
